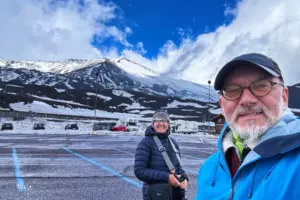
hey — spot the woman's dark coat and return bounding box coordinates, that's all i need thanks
[134,126,188,200]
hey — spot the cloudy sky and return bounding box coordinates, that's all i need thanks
[0,0,299,86]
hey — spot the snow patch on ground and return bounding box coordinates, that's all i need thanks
[9,101,145,120]
[181,109,195,111]
[2,71,19,82]
[119,103,130,107]
[7,92,17,95]
[210,108,221,115]
[6,84,24,88]
[128,110,140,113]
[0,59,6,67]
[86,92,112,101]
[64,82,74,89]
[125,102,146,110]
[139,110,155,115]
[30,95,88,107]
[112,90,133,98]
[169,114,199,118]
[103,74,117,87]
[167,100,206,108]
[55,88,66,93]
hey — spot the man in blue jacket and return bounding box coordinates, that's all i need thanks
[134,111,188,200]
[195,53,300,200]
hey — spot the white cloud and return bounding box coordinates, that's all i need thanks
[1,0,300,86]
[123,0,300,86]
[124,26,132,34]
[224,3,237,17]
[136,42,147,55]
[0,0,128,61]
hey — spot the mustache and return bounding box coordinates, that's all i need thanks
[232,105,266,120]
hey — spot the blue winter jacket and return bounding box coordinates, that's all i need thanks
[134,126,187,199]
[195,111,300,200]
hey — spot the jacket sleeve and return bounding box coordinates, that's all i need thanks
[171,138,189,181]
[134,138,170,183]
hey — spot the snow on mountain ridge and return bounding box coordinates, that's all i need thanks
[0,57,219,102]
[0,57,157,78]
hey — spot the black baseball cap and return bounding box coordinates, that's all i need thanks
[214,53,283,90]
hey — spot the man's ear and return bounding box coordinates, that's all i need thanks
[219,98,225,116]
[282,87,289,108]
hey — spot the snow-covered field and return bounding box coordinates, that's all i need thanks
[0,117,218,139]
[9,101,151,121]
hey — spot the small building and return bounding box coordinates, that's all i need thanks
[210,114,225,135]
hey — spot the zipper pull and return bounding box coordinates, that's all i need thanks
[228,189,234,200]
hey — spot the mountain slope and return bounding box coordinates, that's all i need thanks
[0,58,219,102]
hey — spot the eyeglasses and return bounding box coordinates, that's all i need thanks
[154,120,169,124]
[220,78,284,101]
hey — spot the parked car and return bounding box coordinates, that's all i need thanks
[33,123,45,130]
[93,122,116,131]
[117,119,139,131]
[111,125,127,132]
[1,123,13,131]
[65,123,79,130]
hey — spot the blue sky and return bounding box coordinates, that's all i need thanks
[98,0,237,58]
[0,0,299,85]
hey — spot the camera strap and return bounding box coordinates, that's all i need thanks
[168,137,183,169]
[153,135,176,174]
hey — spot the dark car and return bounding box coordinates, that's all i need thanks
[93,122,116,131]
[1,123,13,131]
[33,123,45,130]
[65,123,79,130]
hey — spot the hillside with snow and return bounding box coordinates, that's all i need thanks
[0,82,219,122]
[0,58,218,102]
[0,57,299,121]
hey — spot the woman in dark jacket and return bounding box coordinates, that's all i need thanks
[134,111,188,200]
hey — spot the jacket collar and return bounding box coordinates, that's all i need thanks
[218,110,300,169]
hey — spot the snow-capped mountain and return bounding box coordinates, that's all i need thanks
[0,58,218,102]
[0,58,299,121]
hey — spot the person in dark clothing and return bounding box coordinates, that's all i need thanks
[134,111,188,200]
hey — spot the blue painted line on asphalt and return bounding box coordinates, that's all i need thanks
[63,147,143,189]
[12,147,26,192]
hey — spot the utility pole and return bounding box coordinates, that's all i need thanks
[208,80,211,134]
[94,87,98,122]
[94,72,99,126]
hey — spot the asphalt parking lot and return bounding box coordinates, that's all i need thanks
[0,133,218,200]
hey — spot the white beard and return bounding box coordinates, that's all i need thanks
[223,95,286,149]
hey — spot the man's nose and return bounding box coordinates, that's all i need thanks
[239,88,258,106]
